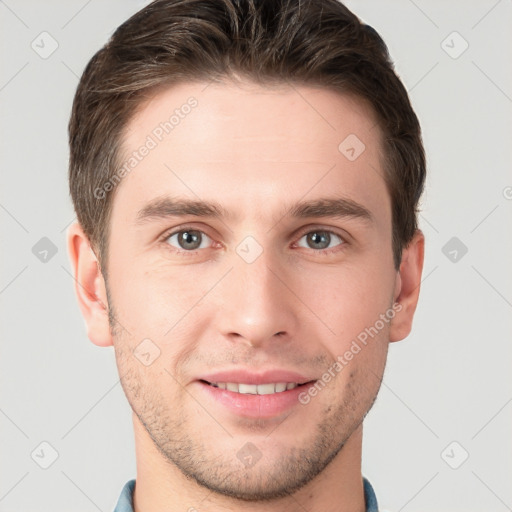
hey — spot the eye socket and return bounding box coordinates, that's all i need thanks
[161,226,346,255]
[296,230,345,251]
[165,229,213,251]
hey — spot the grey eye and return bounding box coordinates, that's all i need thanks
[167,230,212,251]
[297,231,343,250]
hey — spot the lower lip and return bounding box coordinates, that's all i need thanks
[195,381,315,418]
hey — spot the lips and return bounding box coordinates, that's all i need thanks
[197,369,316,386]
[196,377,316,418]
[194,369,317,417]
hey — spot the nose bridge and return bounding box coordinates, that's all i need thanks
[217,241,298,346]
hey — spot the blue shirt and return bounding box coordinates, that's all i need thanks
[113,476,379,511]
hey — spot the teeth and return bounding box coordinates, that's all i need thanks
[256,383,277,395]
[238,383,258,394]
[209,382,300,394]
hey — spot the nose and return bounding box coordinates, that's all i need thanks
[215,248,299,348]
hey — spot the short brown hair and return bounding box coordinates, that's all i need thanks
[68,0,426,272]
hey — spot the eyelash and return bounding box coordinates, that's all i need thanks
[158,225,348,257]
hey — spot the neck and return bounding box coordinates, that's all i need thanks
[132,413,366,512]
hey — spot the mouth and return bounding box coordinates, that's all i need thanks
[195,369,318,417]
[200,380,315,395]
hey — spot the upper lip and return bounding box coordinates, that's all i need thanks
[197,369,317,385]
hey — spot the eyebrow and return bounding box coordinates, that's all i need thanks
[135,195,373,225]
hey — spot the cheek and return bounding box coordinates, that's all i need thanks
[294,261,394,339]
[107,256,212,338]
[108,259,219,378]
[116,349,182,426]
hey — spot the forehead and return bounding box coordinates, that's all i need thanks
[113,80,389,225]
[123,79,382,160]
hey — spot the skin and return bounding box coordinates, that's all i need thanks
[67,80,424,512]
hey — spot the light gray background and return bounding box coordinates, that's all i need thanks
[1,1,511,511]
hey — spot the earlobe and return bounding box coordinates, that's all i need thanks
[389,229,425,343]
[66,222,113,347]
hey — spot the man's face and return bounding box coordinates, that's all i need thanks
[106,81,397,499]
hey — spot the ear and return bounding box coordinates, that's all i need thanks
[66,222,113,347]
[389,229,425,343]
